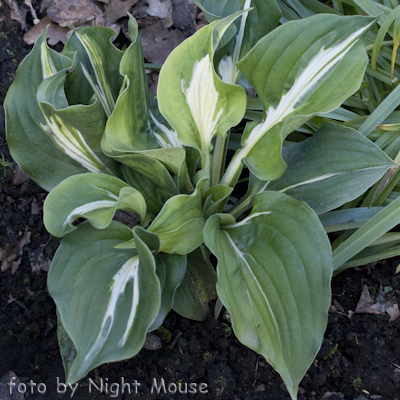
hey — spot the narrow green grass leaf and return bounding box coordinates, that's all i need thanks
[358,83,400,136]
[332,194,400,270]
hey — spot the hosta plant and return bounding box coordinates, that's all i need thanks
[4,3,398,399]
[264,0,400,272]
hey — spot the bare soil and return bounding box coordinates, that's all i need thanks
[1,2,400,399]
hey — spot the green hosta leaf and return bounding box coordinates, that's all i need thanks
[269,123,397,214]
[173,247,218,321]
[222,14,374,185]
[56,309,77,379]
[102,15,193,194]
[110,153,180,199]
[122,165,167,217]
[203,184,233,218]
[148,175,207,254]
[204,191,332,400]
[240,0,281,56]
[49,223,161,384]
[104,14,158,153]
[5,29,87,191]
[191,0,243,22]
[158,14,247,158]
[149,254,187,331]
[44,173,146,237]
[63,25,123,116]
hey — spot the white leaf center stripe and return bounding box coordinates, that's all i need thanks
[278,166,391,192]
[64,200,116,227]
[76,33,116,117]
[40,41,57,79]
[224,211,272,228]
[82,256,140,369]
[218,0,252,84]
[183,54,223,151]
[220,21,374,186]
[41,114,113,175]
[150,111,182,148]
[245,24,373,150]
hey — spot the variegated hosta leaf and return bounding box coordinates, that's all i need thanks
[157,14,247,161]
[103,14,158,153]
[269,123,398,214]
[37,71,119,177]
[221,14,375,185]
[204,191,332,400]
[193,0,281,84]
[63,25,124,116]
[101,15,192,194]
[4,29,87,191]
[49,223,161,384]
[44,173,147,237]
[148,173,207,254]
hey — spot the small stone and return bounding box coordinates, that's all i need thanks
[0,371,24,399]
[254,384,266,392]
[142,332,162,350]
[391,368,400,383]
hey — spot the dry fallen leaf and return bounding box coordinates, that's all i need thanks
[104,0,139,25]
[30,250,51,273]
[0,228,31,273]
[24,15,71,45]
[355,285,400,322]
[145,0,172,19]
[47,0,105,27]
[24,0,39,24]
[12,163,29,186]
[171,0,197,32]
[140,20,185,63]
[31,197,42,215]
[4,0,27,30]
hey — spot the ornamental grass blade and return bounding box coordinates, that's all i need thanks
[204,192,332,400]
[333,195,400,272]
[49,223,161,384]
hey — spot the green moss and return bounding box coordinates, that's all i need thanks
[324,343,339,360]
[156,326,172,343]
[352,375,362,390]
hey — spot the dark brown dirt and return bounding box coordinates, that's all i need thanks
[1,3,400,400]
